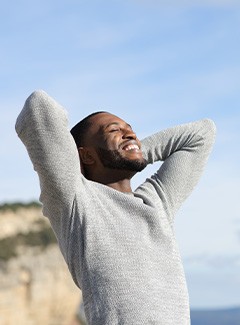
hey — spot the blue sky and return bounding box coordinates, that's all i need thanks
[1,0,240,309]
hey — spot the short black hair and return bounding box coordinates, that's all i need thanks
[70,111,107,148]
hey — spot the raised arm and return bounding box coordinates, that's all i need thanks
[15,90,81,219]
[141,119,216,217]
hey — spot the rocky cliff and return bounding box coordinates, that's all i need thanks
[0,203,81,325]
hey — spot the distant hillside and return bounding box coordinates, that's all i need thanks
[0,202,80,325]
[0,201,56,261]
[191,307,240,325]
[0,200,41,212]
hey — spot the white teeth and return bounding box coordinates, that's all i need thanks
[124,144,139,151]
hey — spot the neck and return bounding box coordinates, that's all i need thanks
[105,178,132,193]
[86,168,136,193]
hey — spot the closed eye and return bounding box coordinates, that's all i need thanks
[109,128,120,133]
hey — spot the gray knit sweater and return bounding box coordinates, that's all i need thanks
[16,91,216,325]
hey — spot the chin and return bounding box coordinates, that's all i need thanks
[97,148,147,172]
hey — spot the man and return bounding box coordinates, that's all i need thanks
[16,90,216,325]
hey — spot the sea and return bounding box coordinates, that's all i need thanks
[190,306,240,325]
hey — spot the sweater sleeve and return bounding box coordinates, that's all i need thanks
[15,90,81,222]
[140,119,216,216]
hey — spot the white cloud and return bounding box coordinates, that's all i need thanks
[184,253,240,269]
[184,252,240,307]
[186,267,240,308]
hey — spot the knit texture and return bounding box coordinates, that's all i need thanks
[16,90,216,325]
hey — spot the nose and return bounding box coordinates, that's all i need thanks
[122,127,137,140]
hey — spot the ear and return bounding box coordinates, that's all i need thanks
[78,147,96,165]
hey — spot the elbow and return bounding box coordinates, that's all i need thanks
[202,118,217,144]
[26,90,48,105]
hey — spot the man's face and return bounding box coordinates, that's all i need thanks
[86,113,147,172]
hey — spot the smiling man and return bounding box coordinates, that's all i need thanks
[16,90,216,325]
[70,112,148,191]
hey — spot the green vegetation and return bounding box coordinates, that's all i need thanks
[0,201,42,212]
[0,201,57,262]
[0,222,57,261]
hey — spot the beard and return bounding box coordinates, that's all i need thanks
[97,147,148,172]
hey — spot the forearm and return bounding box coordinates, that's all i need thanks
[140,119,216,216]
[141,119,216,164]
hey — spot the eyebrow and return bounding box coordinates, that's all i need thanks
[103,122,132,130]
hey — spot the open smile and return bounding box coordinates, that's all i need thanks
[123,144,140,151]
[120,141,141,152]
